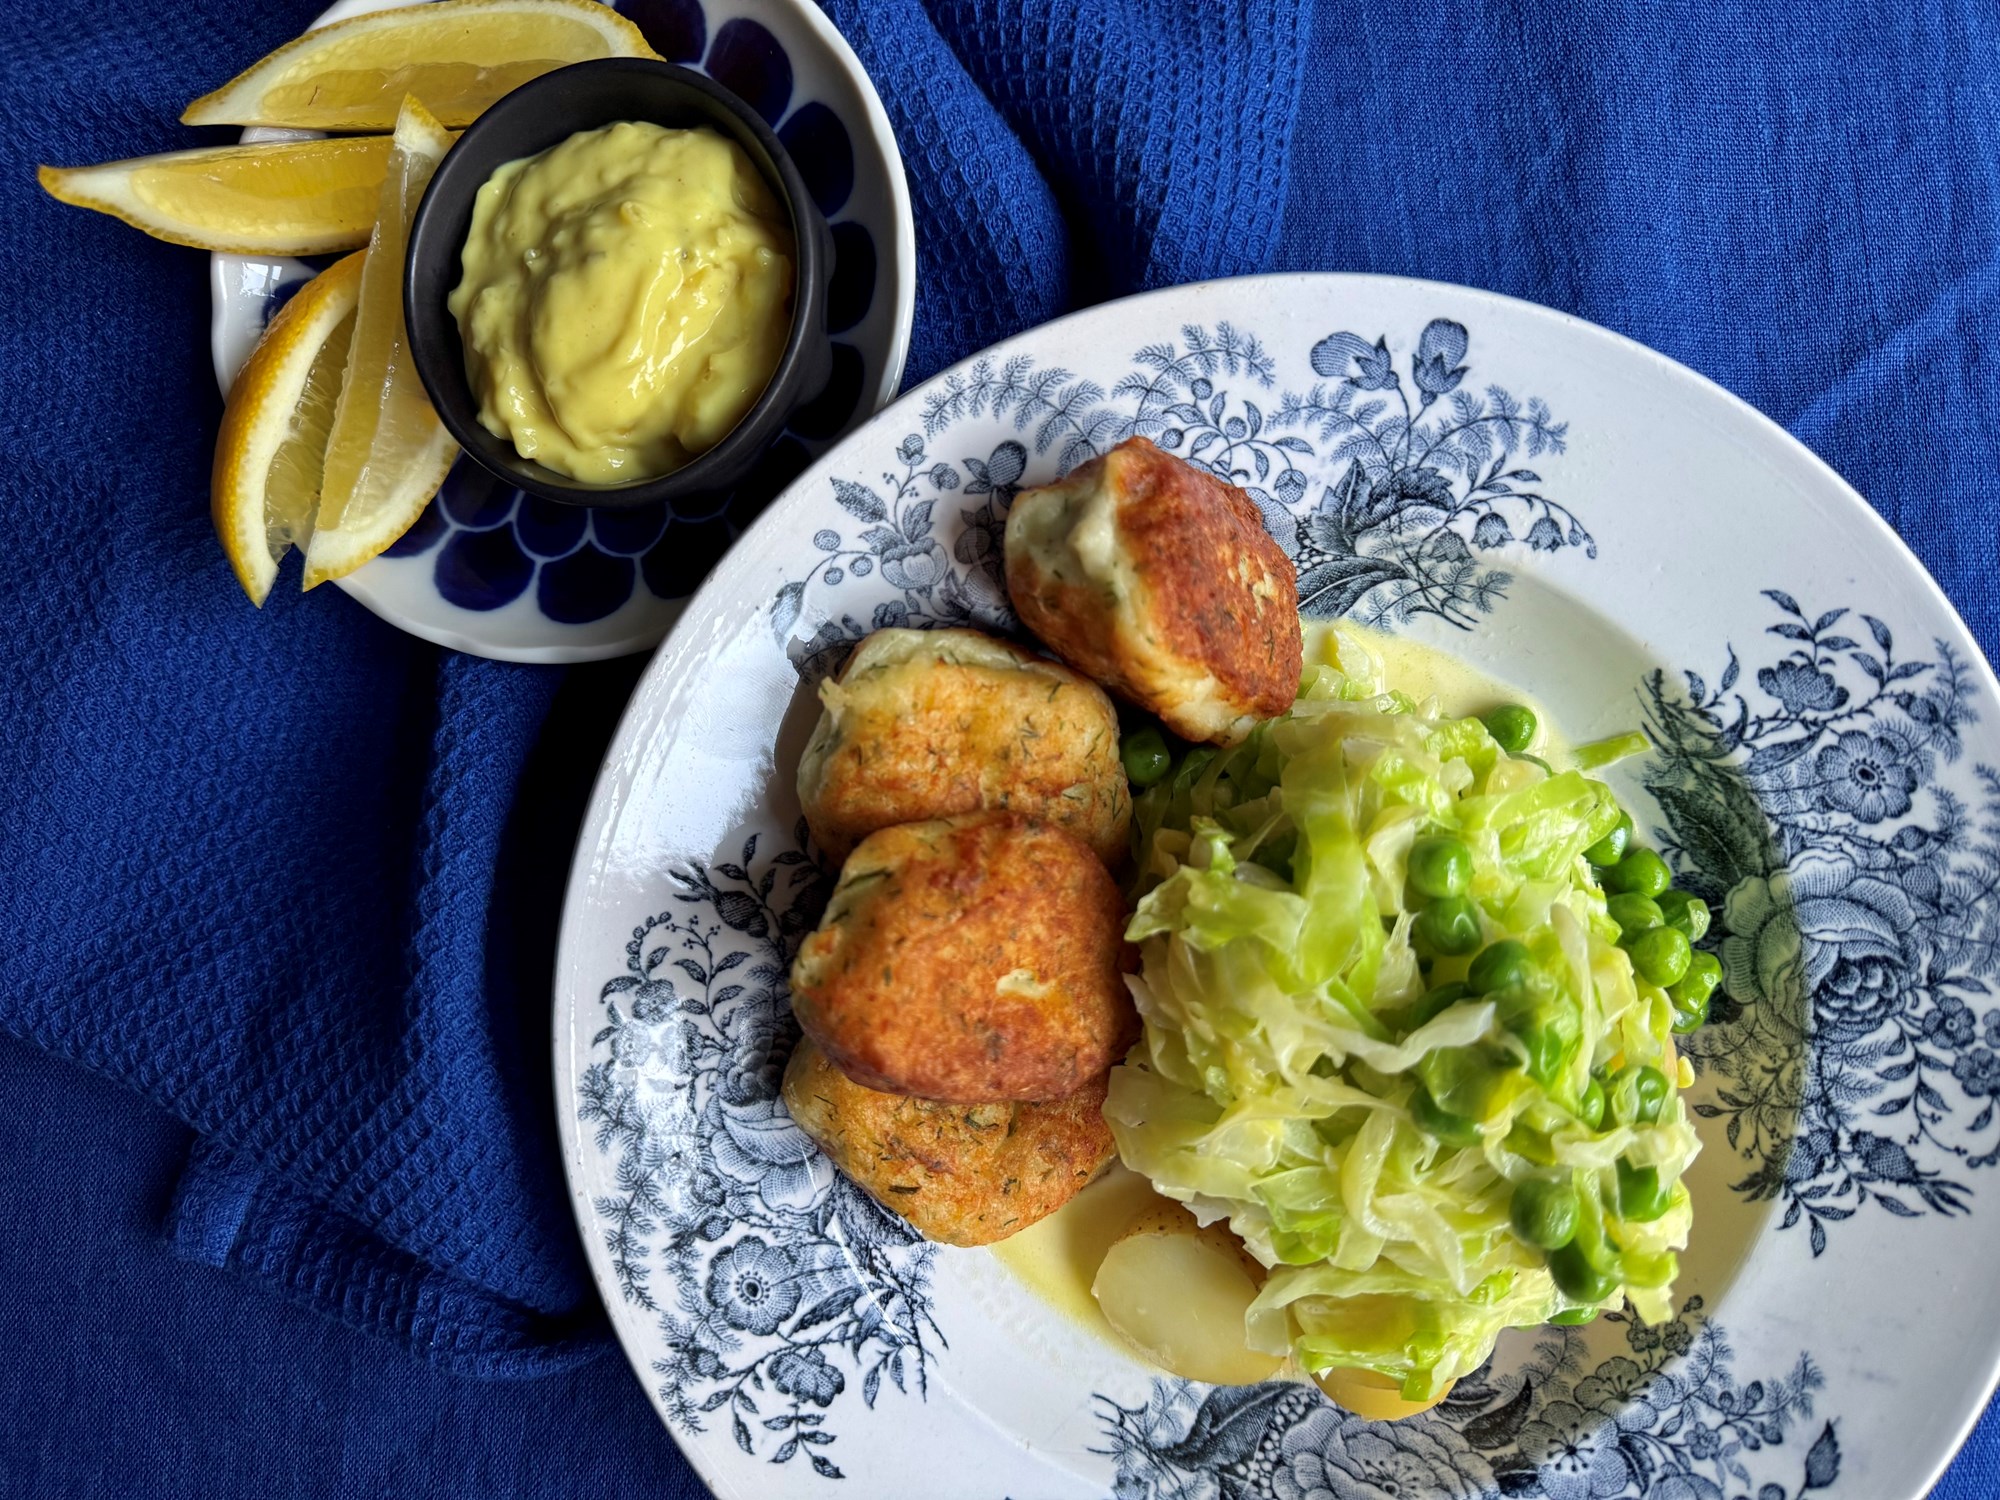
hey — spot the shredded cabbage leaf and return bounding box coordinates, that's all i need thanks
[1106,627,1701,1399]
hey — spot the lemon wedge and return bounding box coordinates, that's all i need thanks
[182,0,659,131]
[38,137,397,256]
[303,96,459,589]
[212,252,365,604]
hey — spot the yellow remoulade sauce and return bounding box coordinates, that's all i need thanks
[447,121,794,484]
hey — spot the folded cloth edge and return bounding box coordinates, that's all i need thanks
[168,1137,613,1379]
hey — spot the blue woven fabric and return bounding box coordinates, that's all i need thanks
[2,0,1997,1494]
[0,1033,705,1500]
[0,0,1307,1383]
[818,0,1309,379]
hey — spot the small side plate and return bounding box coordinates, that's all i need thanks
[208,0,914,663]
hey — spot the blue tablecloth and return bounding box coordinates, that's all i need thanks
[3,0,1996,1494]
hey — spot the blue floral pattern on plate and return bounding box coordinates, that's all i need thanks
[770,318,1589,662]
[1093,1299,1841,1500]
[582,822,941,1479]
[1644,592,2000,1250]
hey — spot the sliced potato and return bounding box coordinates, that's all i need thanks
[1314,1365,1454,1421]
[1091,1203,1281,1385]
[1115,1199,1205,1242]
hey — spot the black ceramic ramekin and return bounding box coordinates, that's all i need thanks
[404,57,833,511]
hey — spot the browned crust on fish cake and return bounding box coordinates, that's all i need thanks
[783,1037,1115,1246]
[796,628,1129,865]
[1115,443,1302,720]
[788,812,1136,1103]
[1004,436,1302,744]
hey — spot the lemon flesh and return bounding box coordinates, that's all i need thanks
[212,251,365,605]
[38,137,396,255]
[268,309,358,560]
[304,96,459,589]
[182,0,659,131]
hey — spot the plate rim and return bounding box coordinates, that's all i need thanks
[553,268,2000,1500]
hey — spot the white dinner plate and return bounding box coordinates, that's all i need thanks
[554,273,2000,1499]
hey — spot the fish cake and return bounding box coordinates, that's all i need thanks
[1004,436,1303,745]
[783,1036,1115,1247]
[795,627,1129,865]
[788,812,1137,1103]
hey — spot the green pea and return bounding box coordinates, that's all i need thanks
[1606,893,1665,938]
[1551,1306,1599,1326]
[1616,1159,1674,1222]
[1416,895,1483,956]
[1510,1177,1581,1250]
[1577,1077,1608,1130]
[1603,848,1672,898]
[1410,1085,1482,1148]
[1548,1242,1620,1303]
[1668,950,1722,1034]
[1408,980,1472,1028]
[1671,949,1722,1005]
[1408,835,1472,900]
[1120,726,1172,788]
[1418,1045,1520,1122]
[1611,1064,1670,1126]
[1672,952,1720,1000]
[1627,925,1693,987]
[1496,989,1582,1086]
[1584,811,1633,868]
[1670,991,1711,1034]
[1482,703,1539,754]
[1468,939,1534,995]
[1656,889,1712,943]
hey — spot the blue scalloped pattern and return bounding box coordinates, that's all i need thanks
[389,0,877,620]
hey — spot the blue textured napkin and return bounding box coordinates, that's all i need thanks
[0,0,1306,1380]
[3,0,1998,1493]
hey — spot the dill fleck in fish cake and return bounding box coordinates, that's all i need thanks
[795,627,1130,865]
[1004,436,1303,745]
[783,1036,1115,1247]
[788,812,1137,1103]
